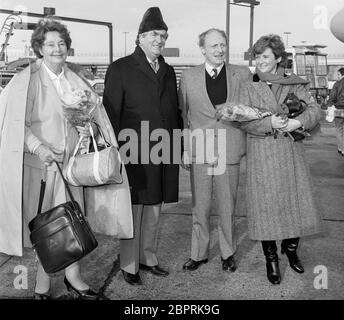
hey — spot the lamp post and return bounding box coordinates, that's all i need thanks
[226,0,260,66]
[284,31,291,47]
[123,31,129,56]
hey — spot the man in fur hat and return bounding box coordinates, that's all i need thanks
[103,7,182,285]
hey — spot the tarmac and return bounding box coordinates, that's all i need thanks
[1,113,344,300]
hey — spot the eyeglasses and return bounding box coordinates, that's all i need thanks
[43,41,67,49]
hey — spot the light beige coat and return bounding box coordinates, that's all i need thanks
[0,60,133,256]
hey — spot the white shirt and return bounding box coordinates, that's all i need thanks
[146,57,159,72]
[42,62,72,97]
[205,62,225,78]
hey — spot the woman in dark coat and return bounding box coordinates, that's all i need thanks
[239,34,322,284]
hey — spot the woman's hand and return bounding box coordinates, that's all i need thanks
[35,144,64,166]
[279,118,303,132]
[75,122,98,137]
[271,114,288,129]
[180,153,191,171]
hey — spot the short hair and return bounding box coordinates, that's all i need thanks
[338,67,344,76]
[31,18,72,58]
[135,34,140,46]
[252,34,287,66]
[198,28,227,48]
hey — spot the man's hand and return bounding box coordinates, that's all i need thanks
[35,144,64,166]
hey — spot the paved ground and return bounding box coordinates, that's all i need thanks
[1,114,344,300]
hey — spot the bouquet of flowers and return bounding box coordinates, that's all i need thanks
[61,89,100,152]
[61,89,99,127]
[217,102,272,122]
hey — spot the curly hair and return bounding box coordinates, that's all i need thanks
[252,34,287,66]
[31,18,71,58]
[338,67,344,76]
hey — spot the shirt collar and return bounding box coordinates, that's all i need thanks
[205,62,225,76]
[42,61,65,81]
[146,56,159,65]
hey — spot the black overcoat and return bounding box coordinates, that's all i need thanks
[103,46,182,205]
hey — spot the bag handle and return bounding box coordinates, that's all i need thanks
[37,166,47,215]
[37,162,79,215]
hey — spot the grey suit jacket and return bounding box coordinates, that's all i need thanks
[178,63,251,165]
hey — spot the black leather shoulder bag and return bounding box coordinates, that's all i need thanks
[28,162,98,274]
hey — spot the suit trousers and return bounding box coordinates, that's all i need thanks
[334,117,344,152]
[120,204,161,274]
[190,163,240,261]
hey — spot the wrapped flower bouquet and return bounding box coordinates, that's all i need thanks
[217,103,272,122]
[61,89,99,127]
[61,89,100,153]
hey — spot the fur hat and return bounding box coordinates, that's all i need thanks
[138,7,168,34]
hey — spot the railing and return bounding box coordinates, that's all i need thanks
[81,63,196,88]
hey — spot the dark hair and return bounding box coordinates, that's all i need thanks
[198,28,227,48]
[252,34,287,66]
[338,67,344,76]
[31,18,71,58]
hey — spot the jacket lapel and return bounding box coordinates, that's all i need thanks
[132,46,159,84]
[38,62,64,118]
[198,64,217,115]
[249,82,283,113]
[277,85,291,105]
[225,64,237,103]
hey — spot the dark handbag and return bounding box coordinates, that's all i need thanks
[283,92,308,141]
[28,162,98,274]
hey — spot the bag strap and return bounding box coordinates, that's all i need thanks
[55,162,78,211]
[37,162,79,214]
[37,167,47,215]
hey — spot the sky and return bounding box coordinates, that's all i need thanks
[1,0,344,63]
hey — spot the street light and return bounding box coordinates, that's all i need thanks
[226,0,260,66]
[284,31,291,47]
[123,31,129,56]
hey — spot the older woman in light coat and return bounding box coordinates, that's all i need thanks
[0,19,133,299]
[239,34,322,285]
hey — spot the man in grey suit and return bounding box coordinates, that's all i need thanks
[178,28,251,272]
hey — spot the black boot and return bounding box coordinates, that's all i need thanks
[281,238,304,273]
[261,241,281,285]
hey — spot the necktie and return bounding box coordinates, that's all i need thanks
[150,60,159,73]
[212,68,218,79]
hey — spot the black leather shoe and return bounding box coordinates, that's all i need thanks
[64,277,99,300]
[121,270,143,286]
[221,255,237,272]
[182,258,208,271]
[139,264,169,277]
[281,238,304,274]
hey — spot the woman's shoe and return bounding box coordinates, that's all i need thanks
[34,292,51,300]
[64,277,98,300]
[281,238,304,273]
[262,241,281,285]
[34,280,51,300]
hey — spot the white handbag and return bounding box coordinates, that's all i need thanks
[66,125,123,186]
